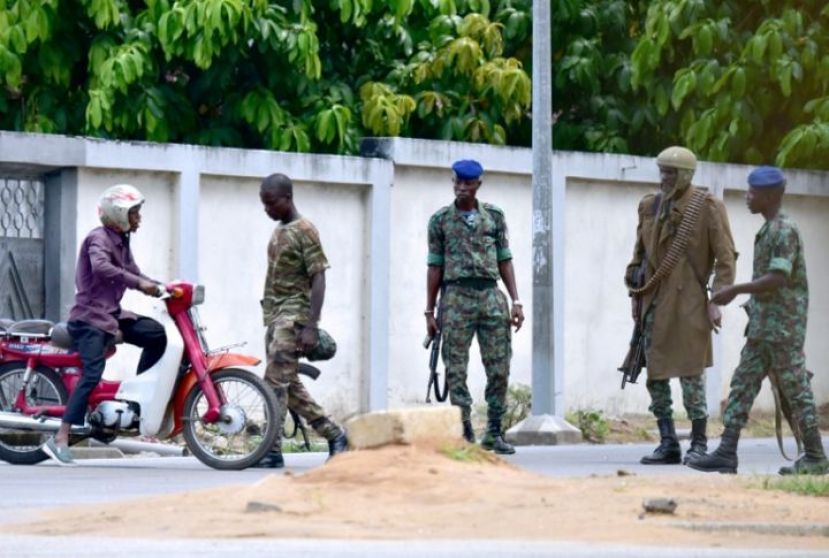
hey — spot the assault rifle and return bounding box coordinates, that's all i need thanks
[423,288,448,403]
[618,263,647,389]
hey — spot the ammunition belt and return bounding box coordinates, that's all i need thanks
[629,188,708,296]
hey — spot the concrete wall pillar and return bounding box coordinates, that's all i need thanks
[43,169,78,322]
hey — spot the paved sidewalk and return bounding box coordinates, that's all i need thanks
[1,534,827,558]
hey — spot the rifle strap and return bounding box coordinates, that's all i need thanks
[629,188,708,296]
[769,367,804,461]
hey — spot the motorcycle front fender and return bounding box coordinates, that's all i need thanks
[170,353,261,436]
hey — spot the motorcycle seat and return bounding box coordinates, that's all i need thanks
[6,319,54,339]
[49,322,73,349]
[50,322,124,349]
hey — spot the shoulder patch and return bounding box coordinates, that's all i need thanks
[429,205,452,223]
[481,202,504,216]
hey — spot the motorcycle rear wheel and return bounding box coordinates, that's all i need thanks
[0,363,68,465]
[182,368,280,470]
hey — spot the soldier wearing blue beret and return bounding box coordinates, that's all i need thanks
[425,159,524,454]
[689,166,828,475]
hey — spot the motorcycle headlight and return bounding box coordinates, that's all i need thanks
[193,285,205,306]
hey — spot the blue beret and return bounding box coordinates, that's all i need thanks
[748,166,786,188]
[452,159,483,180]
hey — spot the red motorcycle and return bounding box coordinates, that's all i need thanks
[0,281,280,470]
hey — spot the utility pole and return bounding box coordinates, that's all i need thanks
[506,0,581,445]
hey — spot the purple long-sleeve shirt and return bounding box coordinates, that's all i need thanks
[68,226,153,335]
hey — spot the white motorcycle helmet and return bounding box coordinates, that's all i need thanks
[97,184,144,232]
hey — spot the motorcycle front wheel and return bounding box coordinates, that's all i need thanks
[182,368,280,470]
[0,363,68,465]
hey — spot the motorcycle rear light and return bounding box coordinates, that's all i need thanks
[193,285,205,306]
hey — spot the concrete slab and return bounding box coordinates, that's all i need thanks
[345,406,462,449]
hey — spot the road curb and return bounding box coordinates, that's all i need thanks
[71,446,125,460]
[671,520,829,537]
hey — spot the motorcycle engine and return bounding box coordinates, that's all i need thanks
[90,401,137,429]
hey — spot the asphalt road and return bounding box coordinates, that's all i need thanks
[0,436,827,558]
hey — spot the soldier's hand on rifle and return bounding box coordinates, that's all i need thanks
[707,301,722,333]
[425,311,439,338]
[510,303,524,331]
[711,285,738,306]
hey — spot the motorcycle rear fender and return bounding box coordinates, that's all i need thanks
[170,353,262,436]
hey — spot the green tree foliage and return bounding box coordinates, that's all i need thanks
[551,0,652,154]
[631,0,829,169]
[3,1,827,169]
[0,0,533,153]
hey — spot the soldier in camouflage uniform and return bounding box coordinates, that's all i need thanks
[688,166,828,475]
[256,173,348,468]
[425,159,525,455]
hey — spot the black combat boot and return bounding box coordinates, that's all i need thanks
[480,420,515,455]
[462,419,475,443]
[683,418,708,464]
[327,431,349,458]
[253,449,285,468]
[640,418,682,464]
[686,426,740,474]
[779,426,829,476]
[310,417,349,459]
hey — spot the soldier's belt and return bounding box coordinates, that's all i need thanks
[444,278,497,290]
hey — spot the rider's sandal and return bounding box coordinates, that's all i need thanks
[42,437,77,467]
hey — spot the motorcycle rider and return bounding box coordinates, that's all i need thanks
[42,184,166,466]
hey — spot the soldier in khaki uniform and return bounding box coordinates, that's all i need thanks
[425,159,524,455]
[689,166,828,475]
[625,147,737,465]
[256,173,348,468]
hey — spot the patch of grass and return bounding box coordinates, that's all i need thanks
[473,382,532,432]
[566,409,610,444]
[502,383,532,430]
[633,426,654,441]
[282,439,328,453]
[753,475,829,497]
[439,442,498,464]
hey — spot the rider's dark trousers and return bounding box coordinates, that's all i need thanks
[63,317,166,425]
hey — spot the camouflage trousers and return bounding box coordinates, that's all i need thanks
[642,306,707,420]
[646,376,707,421]
[440,285,511,423]
[723,339,818,431]
[265,319,343,446]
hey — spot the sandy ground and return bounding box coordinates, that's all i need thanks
[6,441,829,550]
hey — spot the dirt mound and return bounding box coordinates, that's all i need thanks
[6,442,829,549]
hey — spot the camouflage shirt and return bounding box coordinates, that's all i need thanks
[261,217,330,326]
[745,211,808,344]
[427,201,512,281]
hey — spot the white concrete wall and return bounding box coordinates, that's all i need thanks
[387,165,533,407]
[73,169,177,382]
[1,131,827,420]
[196,175,368,417]
[718,190,829,414]
[376,138,829,418]
[0,133,387,417]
